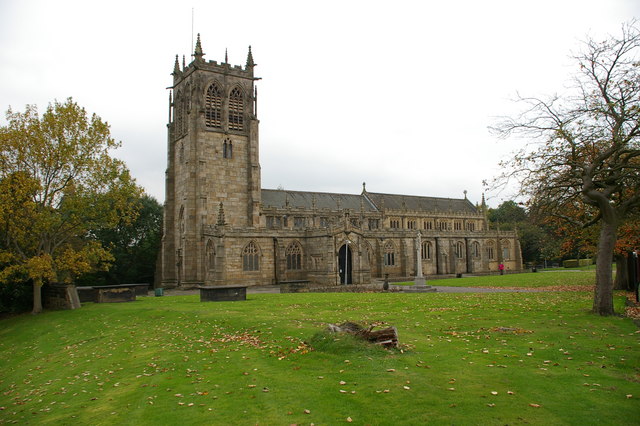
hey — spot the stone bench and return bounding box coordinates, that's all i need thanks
[278,280,312,293]
[198,285,248,302]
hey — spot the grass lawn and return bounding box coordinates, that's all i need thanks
[0,290,638,425]
[396,269,598,288]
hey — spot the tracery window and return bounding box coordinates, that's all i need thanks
[466,221,476,231]
[439,221,448,231]
[286,242,302,270]
[205,83,223,128]
[228,87,244,131]
[454,221,462,231]
[384,241,395,266]
[389,219,400,229]
[424,220,433,230]
[242,241,259,271]
[455,241,464,258]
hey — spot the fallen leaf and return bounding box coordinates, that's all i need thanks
[304,409,311,414]
[626,394,633,399]
[387,369,396,372]
[340,381,347,385]
[347,417,353,422]
[403,386,410,390]
[529,403,541,408]
[491,391,498,395]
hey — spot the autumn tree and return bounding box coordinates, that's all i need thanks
[0,98,141,313]
[493,23,640,315]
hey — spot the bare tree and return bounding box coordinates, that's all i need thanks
[492,22,640,315]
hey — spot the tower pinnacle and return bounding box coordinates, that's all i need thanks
[194,33,204,61]
[246,45,255,69]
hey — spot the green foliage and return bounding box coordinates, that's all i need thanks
[0,291,637,424]
[77,194,162,286]
[487,200,527,227]
[0,98,142,313]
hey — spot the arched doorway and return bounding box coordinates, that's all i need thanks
[338,244,353,284]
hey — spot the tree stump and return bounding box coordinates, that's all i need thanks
[326,321,399,348]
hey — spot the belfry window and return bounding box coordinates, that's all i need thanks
[286,242,302,270]
[228,87,244,131]
[242,241,259,271]
[205,83,223,128]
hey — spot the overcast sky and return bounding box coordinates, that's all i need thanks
[1,0,638,208]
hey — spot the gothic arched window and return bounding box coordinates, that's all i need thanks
[223,138,233,159]
[501,240,511,260]
[242,241,259,271]
[205,83,223,128]
[472,241,480,258]
[228,87,244,131]
[286,242,302,270]
[486,241,495,260]
[455,241,465,258]
[384,241,395,266]
[421,241,432,260]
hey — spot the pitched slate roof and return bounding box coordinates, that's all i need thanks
[364,192,477,214]
[261,188,478,215]
[261,189,377,211]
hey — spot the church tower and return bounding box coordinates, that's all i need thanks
[161,35,261,288]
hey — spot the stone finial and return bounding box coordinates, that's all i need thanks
[464,190,468,199]
[224,48,228,64]
[246,45,255,69]
[362,182,366,194]
[172,55,180,75]
[217,202,226,225]
[194,33,204,61]
[182,55,186,70]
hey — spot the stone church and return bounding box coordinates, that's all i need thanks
[160,36,522,289]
